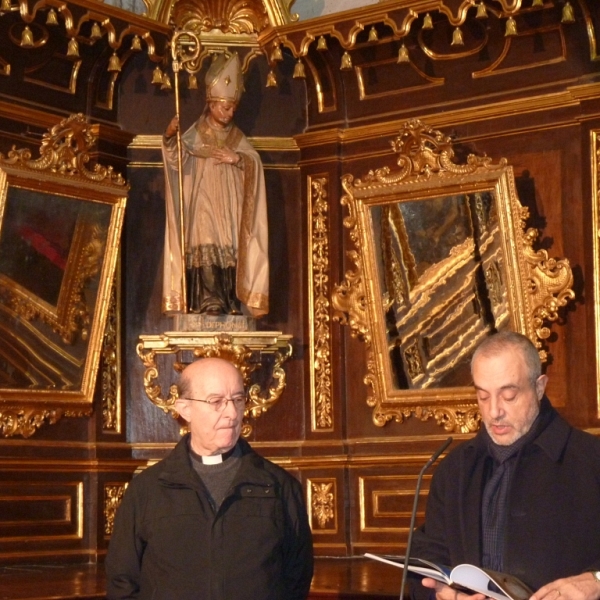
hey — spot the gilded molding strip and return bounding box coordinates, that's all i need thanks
[294,85,600,152]
[472,25,566,80]
[101,274,121,433]
[308,176,333,432]
[76,480,84,539]
[592,130,600,418]
[23,58,81,95]
[307,478,337,532]
[129,135,299,152]
[578,0,599,60]
[104,483,128,536]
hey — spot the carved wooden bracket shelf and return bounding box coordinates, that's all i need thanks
[136,330,293,437]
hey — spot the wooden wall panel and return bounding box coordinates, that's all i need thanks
[0,481,83,541]
[0,469,88,562]
[0,454,143,564]
[349,463,430,555]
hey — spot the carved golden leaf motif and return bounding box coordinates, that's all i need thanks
[101,282,120,432]
[356,119,499,187]
[522,227,575,354]
[104,483,128,535]
[0,113,126,186]
[311,482,335,529]
[310,177,333,431]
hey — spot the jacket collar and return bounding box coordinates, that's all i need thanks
[468,396,571,463]
[530,396,571,462]
[157,434,274,489]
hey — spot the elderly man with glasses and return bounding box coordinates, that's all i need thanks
[105,357,313,600]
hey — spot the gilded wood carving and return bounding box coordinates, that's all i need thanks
[0,114,127,437]
[308,478,337,531]
[308,176,333,432]
[136,331,293,437]
[332,119,574,432]
[591,129,600,418]
[104,483,128,536]
[101,278,121,433]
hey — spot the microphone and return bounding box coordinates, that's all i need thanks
[399,436,453,600]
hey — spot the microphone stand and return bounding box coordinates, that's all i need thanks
[399,437,453,600]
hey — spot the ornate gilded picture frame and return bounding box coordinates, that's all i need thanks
[333,120,574,432]
[0,114,127,437]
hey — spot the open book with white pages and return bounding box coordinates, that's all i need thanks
[364,553,533,600]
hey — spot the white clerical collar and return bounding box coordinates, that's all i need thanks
[201,454,223,465]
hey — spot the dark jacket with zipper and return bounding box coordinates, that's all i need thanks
[105,435,313,600]
[411,397,600,594]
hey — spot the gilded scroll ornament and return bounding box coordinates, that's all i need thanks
[246,345,290,416]
[358,119,498,186]
[104,483,128,536]
[0,407,63,438]
[331,249,369,342]
[136,331,293,437]
[0,113,126,187]
[309,177,333,431]
[522,225,575,360]
[415,404,482,434]
[333,118,574,431]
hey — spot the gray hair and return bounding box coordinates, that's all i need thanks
[471,331,542,388]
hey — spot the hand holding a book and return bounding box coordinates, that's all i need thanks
[421,577,487,600]
[530,573,600,600]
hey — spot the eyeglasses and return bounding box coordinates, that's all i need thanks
[182,394,247,412]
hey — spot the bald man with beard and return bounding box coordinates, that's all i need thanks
[106,358,313,600]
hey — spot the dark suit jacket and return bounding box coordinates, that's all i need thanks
[412,398,600,593]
